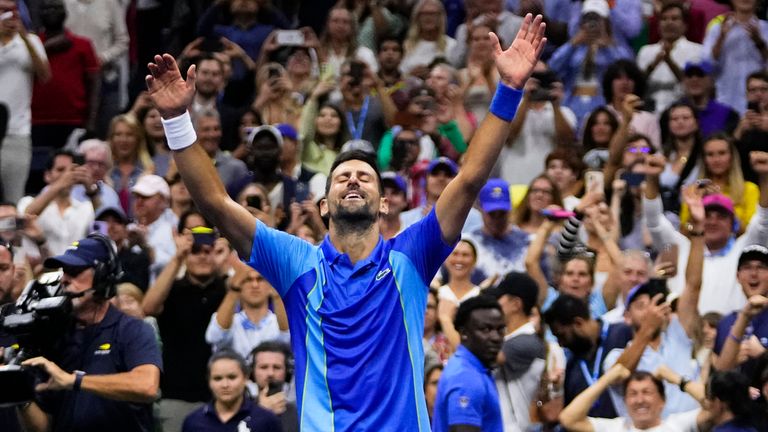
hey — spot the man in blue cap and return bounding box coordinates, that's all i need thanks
[465,178,531,283]
[15,234,162,432]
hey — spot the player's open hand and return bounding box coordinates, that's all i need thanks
[490,14,546,89]
[146,54,196,119]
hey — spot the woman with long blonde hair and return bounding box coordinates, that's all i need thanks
[400,0,456,77]
[317,6,378,78]
[107,114,154,216]
[680,134,759,232]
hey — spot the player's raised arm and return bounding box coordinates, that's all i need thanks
[435,14,546,243]
[146,54,255,257]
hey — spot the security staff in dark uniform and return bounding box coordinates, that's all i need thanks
[16,233,162,432]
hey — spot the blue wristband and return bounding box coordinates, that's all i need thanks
[489,83,523,122]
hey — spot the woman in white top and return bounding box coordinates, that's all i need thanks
[438,239,481,305]
[318,7,378,78]
[400,0,457,77]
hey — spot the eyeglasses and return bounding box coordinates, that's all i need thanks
[529,187,554,195]
[627,146,652,154]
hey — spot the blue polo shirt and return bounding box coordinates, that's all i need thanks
[182,397,281,432]
[248,209,456,431]
[37,305,162,432]
[714,309,768,380]
[432,345,503,432]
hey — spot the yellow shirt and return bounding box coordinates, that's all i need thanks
[680,181,760,233]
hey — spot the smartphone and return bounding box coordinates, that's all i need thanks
[0,11,13,21]
[191,227,216,246]
[621,172,645,187]
[585,170,604,193]
[275,30,305,46]
[348,61,364,86]
[540,209,577,220]
[267,66,282,80]
[295,182,310,203]
[72,154,85,165]
[267,380,283,396]
[246,195,262,210]
[695,179,712,188]
[656,244,679,277]
[748,100,761,113]
[91,221,109,236]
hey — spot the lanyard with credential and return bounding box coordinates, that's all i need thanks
[346,96,370,140]
[579,320,610,386]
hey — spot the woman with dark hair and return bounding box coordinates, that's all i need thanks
[299,80,349,175]
[602,59,662,149]
[182,351,281,431]
[659,102,703,213]
[545,148,586,210]
[581,107,619,152]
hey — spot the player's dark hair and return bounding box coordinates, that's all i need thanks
[325,150,383,195]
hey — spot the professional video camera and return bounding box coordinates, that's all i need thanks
[0,271,74,406]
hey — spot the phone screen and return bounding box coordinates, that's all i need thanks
[585,170,604,193]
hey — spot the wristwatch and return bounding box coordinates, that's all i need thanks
[85,183,100,197]
[73,370,86,391]
[686,223,704,237]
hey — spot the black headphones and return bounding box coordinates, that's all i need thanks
[87,233,123,299]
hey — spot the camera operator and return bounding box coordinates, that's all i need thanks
[14,234,162,432]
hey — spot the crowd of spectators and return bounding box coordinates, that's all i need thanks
[2,0,768,430]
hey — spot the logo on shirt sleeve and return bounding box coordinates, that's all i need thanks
[375,268,391,281]
[459,396,470,408]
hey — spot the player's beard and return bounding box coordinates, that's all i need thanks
[330,200,378,236]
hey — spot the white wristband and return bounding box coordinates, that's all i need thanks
[161,111,197,151]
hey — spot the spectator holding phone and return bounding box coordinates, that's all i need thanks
[249,341,299,432]
[18,150,95,255]
[679,134,759,233]
[642,151,768,315]
[502,63,576,186]
[658,102,703,214]
[143,223,227,432]
[206,259,289,359]
[735,71,768,183]
[252,63,301,127]
[299,80,349,175]
[514,174,565,235]
[459,23,500,124]
[182,351,281,432]
[131,175,175,282]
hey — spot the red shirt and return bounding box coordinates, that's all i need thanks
[32,30,100,126]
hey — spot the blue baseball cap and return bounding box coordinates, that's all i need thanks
[44,237,111,270]
[625,280,668,309]
[683,60,713,76]
[381,171,408,194]
[427,157,458,176]
[478,178,511,213]
[275,123,299,141]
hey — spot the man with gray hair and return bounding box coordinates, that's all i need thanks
[72,138,120,211]
[193,109,248,192]
[601,249,653,324]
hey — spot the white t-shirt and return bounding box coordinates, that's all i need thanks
[0,33,47,136]
[636,38,703,113]
[17,196,94,255]
[588,409,699,431]
[437,284,481,305]
[400,37,457,75]
[499,103,577,186]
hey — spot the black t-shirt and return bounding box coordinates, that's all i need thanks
[37,305,163,432]
[563,321,633,418]
[157,275,226,402]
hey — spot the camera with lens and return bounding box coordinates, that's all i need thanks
[0,271,74,406]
